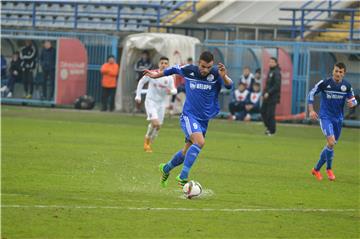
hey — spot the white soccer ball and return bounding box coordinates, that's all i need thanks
[183,180,202,199]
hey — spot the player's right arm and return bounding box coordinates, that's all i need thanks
[307,80,324,120]
[145,65,184,80]
[135,76,150,103]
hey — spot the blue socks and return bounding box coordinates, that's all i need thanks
[325,147,334,170]
[180,144,201,180]
[315,146,333,171]
[163,150,185,174]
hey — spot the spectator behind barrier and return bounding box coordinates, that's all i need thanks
[20,40,37,99]
[40,40,56,100]
[1,55,7,82]
[244,82,262,121]
[228,82,249,121]
[100,55,119,112]
[1,52,21,98]
[254,68,262,86]
[134,50,152,82]
[239,66,255,90]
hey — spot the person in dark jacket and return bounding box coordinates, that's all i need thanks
[3,52,22,97]
[134,50,152,82]
[261,57,281,136]
[1,55,7,81]
[40,40,56,100]
[20,40,37,99]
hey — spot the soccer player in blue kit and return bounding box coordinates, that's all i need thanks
[308,62,357,181]
[144,51,233,187]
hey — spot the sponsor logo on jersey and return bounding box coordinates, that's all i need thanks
[326,93,344,99]
[341,85,347,92]
[189,82,212,90]
[207,74,214,82]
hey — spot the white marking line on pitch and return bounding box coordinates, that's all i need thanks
[2,205,358,212]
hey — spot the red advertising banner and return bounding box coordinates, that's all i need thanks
[55,38,87,105]
[261,48,293,116]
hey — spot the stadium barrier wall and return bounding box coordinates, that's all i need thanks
[1,29,118,104]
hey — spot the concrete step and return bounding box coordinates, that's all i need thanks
[320,31,349,37]
[332,23,360,29]
[344,15,360,21]
[312,36,347,42]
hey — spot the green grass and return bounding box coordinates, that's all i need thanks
[1,105,359,238]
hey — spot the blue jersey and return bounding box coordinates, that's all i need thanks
[164,64,232,121]
[308,77,356,120]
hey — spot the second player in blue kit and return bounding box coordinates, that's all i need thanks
[308,62,357,181]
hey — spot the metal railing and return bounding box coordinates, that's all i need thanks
[1,0,197,31]
[280,4,360,40]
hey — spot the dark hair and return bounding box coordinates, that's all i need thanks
[253,82,261,87]
[243,66,251,70]
[107,55,115,60]
[270,57,278,64]
[334,62,346,72]
[142,50,150,55]
[187,57,193,62]
[159,56,169,62]
[255,68,261,74]
[199,51,214,63]
[13,51,20,56]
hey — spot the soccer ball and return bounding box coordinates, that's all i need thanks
[183,180,202,199]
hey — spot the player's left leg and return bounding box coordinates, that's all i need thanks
[325,119,342,181]
[324,135,336,181]
[312,118,334,180]
[144,100,160,152]
[160,142,192,188]
[144,119,160,153]
[177,132,205,186]
[149,104,165,144]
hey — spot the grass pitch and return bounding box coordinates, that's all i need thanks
[1,105,359,238]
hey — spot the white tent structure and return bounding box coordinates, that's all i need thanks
[115,33,200,112]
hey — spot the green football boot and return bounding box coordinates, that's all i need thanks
[159,163,170,188]
[176,175,188,188]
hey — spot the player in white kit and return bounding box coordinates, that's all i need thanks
[135,56,177,153]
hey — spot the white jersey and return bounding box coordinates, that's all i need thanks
[234,89,249,102]
[135,74,177,103]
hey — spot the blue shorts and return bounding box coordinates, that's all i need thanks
[319,118,342,141]
[180,114,209,142]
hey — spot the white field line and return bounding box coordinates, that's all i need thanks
[1,204,358,213]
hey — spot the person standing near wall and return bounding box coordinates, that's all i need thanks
[20,40,37,99]
[40,40,56,100]
[261,57,281,136]
[2,52,21,98]
[100,55,119,111]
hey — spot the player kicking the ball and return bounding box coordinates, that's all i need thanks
[144,51,233,187]
[135,56,177,153]
[308,62,357,181]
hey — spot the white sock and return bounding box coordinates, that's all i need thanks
[150,128,158,143]
[145,124,155,138]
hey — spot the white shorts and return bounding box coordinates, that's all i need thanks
[144,99,166,124]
